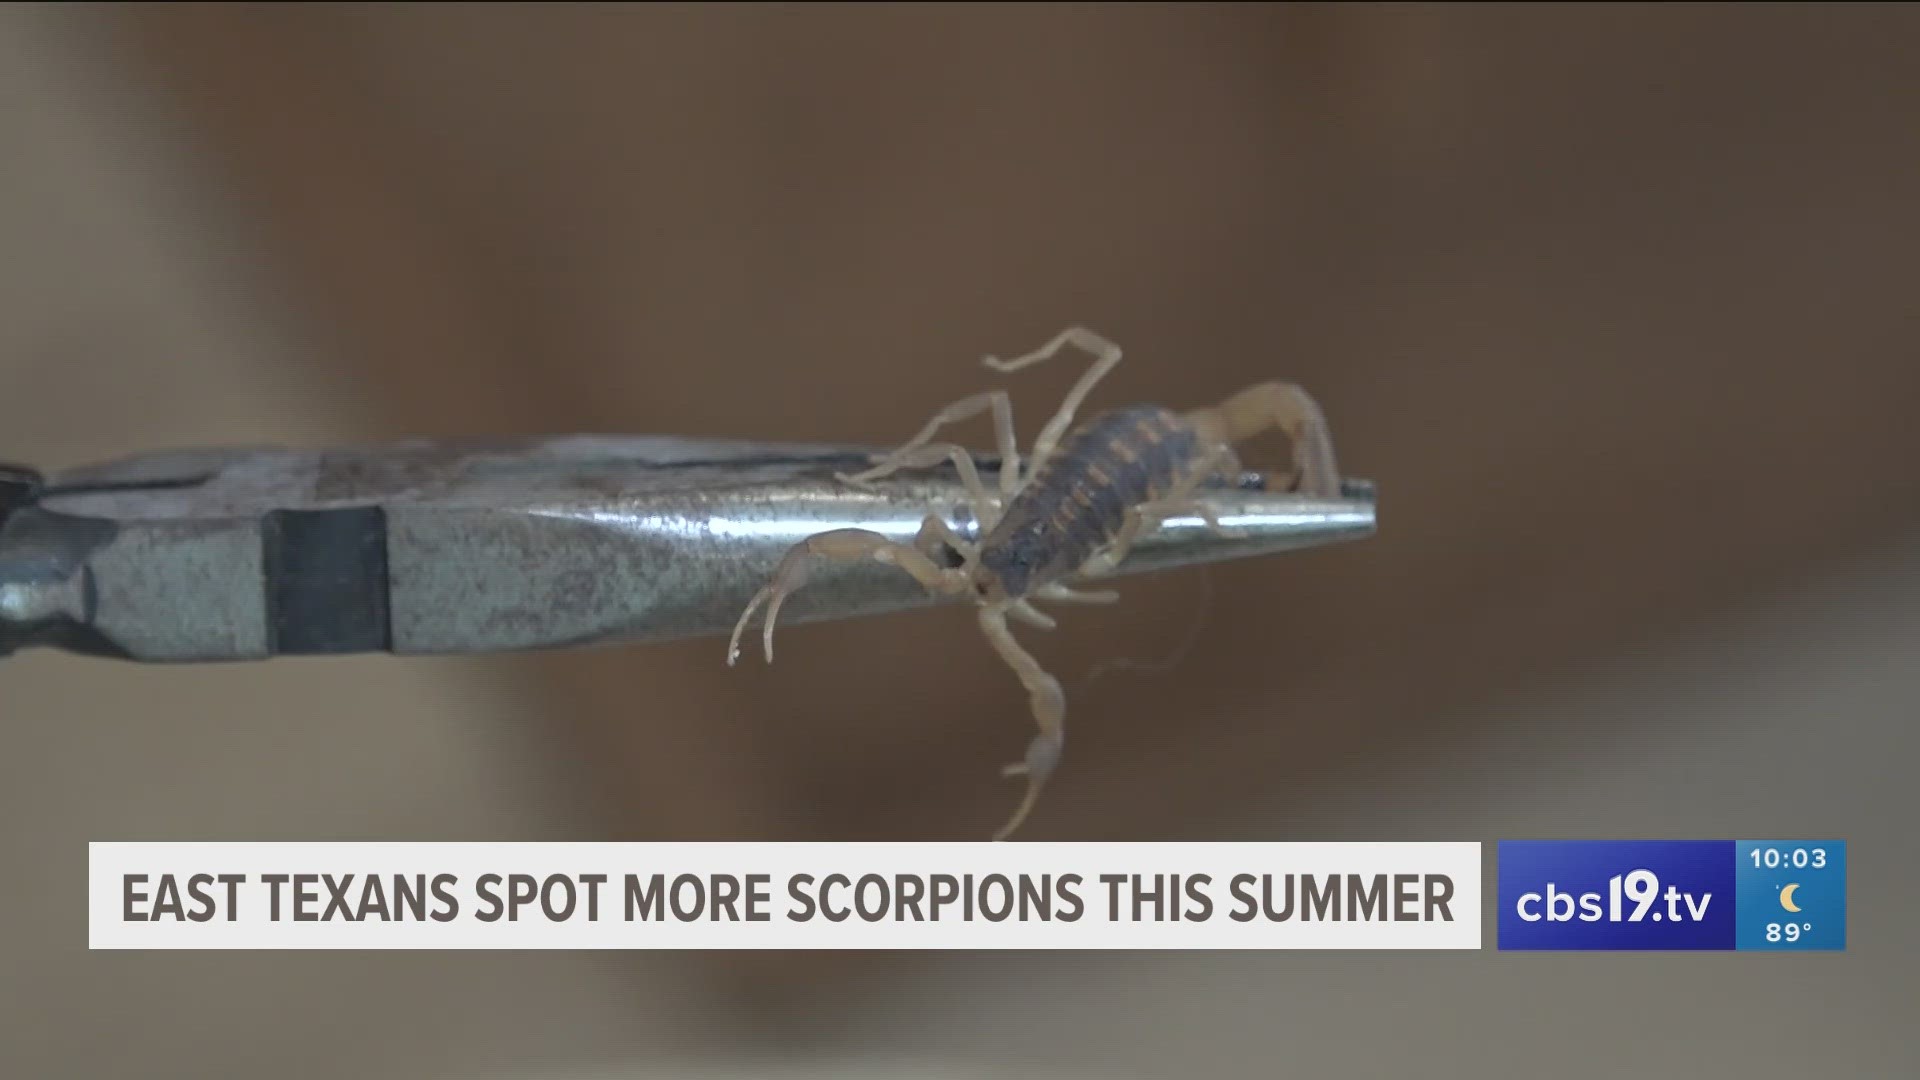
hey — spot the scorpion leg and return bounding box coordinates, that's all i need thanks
[1038,584,1119,604]
[1077,447,1247,578]
[976,603,1067,841]
[982,326,1123,480]
[1009,600,1056,630]
[1076,500,1212,579]
[913,511,977,565]
[840,442,1002,534]
[726,520,972,666]
[1186,381,1340,498]
[838,389,1023,498]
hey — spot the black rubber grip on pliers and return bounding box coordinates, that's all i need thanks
[0,464,42,531]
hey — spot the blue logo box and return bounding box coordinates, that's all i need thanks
[1497,840,1845,951]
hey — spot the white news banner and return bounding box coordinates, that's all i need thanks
[91,841,1483,950]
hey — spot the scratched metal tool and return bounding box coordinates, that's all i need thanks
[0,436,1376,662]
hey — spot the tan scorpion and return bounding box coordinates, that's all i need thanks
[726,327,1342,840]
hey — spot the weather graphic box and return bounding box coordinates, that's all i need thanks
[1497,840,1845,951]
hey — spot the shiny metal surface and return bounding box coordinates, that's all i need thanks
[0,436,1375,661]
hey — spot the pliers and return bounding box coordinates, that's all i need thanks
[0,436,1376,662]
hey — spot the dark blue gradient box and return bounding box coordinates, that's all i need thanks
[1497,840,1736,950]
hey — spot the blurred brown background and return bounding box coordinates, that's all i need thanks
[3,5,1916,1078]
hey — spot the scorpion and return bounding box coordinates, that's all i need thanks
[726,327,1342,840]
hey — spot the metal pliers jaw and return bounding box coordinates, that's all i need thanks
[0,437,1377,663]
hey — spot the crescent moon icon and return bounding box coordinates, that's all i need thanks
[1780,883,1803,913]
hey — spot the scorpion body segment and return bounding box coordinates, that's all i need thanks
[726,327,1343,841]
[976,405,1202,601]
